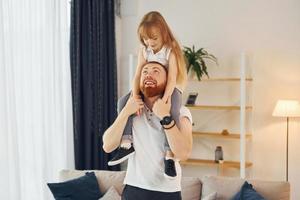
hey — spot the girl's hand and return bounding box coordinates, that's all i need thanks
[124,95,144,116]
[162,94,170,104]
[153,96,171,119]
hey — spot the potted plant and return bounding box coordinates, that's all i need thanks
[183,45,218,81]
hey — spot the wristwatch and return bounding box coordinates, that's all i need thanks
[160,116,173,126]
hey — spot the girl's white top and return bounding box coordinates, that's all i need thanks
[142,46,172,68]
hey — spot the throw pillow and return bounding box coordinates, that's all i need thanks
[231,181,266,200]
[99,186,121,200]
[47,172,102,200]
[201,192,217,200]
[181,177,202,200]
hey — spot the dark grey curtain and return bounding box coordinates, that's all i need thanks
[70,0,119,170]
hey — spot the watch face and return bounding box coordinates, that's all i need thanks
[160,116,173,125]
[162,116,172,125]
[165,116,172,124]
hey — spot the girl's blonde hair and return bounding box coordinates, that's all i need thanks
[137,11,187,89]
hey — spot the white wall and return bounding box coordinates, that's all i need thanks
[118,0,300,199]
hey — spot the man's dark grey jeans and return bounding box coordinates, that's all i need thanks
[121,185,182,200]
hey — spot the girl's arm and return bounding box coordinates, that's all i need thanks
[132,48,147,97]
[162,52,178,103]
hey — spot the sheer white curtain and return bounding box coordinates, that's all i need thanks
[0,1,74,200]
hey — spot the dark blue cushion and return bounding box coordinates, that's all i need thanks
[231,181,266,200]
[47,172,102,200]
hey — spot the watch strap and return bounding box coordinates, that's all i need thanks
[163,120,176,130]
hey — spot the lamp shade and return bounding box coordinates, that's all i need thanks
[272,100,300,117]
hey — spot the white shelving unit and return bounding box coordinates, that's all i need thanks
[183,52,252,178]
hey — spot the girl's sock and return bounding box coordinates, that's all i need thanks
[120,142,132,149]
[165,156,175,160]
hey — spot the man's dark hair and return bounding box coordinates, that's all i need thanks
[141,61,168,74]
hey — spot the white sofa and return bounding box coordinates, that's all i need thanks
[59,170,290,200]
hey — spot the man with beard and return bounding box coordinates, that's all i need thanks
[102,61,193,200]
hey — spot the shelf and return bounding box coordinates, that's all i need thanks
[180,158,253,169]
[186,105,252,110]
[193,131,252,139]
[190,78,253,82]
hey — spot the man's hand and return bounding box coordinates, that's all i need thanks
[125,95,144,116]
[153,96,171,119]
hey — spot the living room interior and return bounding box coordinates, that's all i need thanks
[117,0,300,198]
[1,0,299,200]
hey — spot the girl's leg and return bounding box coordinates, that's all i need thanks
[164,88,182,151]
[118,91,134,146]
[108,91,136,166]
[163,88,182,178]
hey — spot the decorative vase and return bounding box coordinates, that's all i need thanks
[215,146,223,163]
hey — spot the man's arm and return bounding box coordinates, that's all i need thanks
[153,98,193,161]
[102,96,144,153]
[162,115,193,161]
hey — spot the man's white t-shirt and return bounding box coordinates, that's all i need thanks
[123,105,192,192]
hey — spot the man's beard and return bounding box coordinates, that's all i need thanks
[140,81,166,98]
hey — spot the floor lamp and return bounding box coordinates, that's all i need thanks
[272,100,300,182]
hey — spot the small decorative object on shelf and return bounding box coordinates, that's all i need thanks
[215,146,223,163]
[221,129,229,135]
[186,92,198,106]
